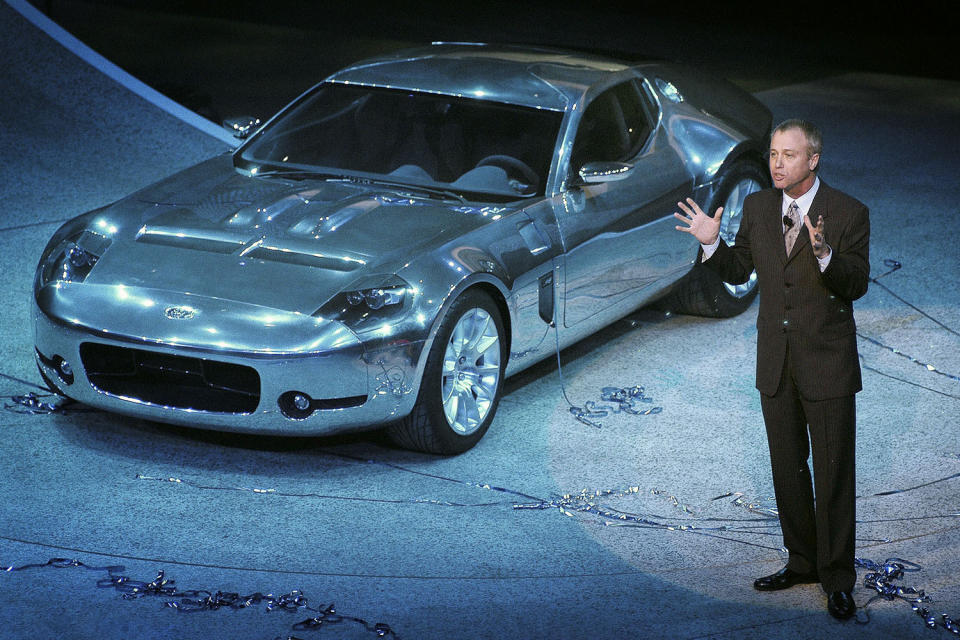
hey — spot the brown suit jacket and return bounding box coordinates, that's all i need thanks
[704,181,870,400]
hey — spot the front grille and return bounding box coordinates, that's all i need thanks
[79,343,260,414]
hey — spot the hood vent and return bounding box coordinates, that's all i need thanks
[136,226,364,272]
[137,226,246,254]
[242,245,364,271]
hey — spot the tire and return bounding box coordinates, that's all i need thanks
[387,290,506,454]
[664,160,767,318]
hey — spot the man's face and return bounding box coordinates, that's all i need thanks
[769,128,819,198]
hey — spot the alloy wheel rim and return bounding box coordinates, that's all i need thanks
[719,177,762,298]
[441,307,501,435]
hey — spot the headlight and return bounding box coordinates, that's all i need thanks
[315,275,414,332]
[347,286,405,310]
[37,228,111,288]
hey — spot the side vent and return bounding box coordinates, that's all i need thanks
[538,271,554,325]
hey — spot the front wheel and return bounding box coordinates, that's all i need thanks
[664,160,766,317]
[387,290,506,454]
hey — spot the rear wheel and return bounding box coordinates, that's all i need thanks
[664,160,766,317]
[387,290,505,454]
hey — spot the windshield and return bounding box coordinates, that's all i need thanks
[237,83,563,199]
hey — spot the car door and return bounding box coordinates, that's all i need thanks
[553,79,693,329]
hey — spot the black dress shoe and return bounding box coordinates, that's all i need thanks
[753,567,819,591]
[827,590,856,619]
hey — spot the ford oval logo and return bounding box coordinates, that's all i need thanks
[164,306,197,320]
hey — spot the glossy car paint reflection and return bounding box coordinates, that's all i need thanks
[33,43,770,439]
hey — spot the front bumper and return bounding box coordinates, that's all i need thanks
[33,284,426,435]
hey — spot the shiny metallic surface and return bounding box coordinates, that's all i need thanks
[441,306,501,435]
[718,177,762,298]
[327,43,627,111]
[32,43,771,439]
[222,115,262,139]
[578,161,635,183]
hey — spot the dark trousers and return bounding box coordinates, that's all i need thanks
[759,346,857,592]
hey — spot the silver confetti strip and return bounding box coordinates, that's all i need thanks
[547,309,662,428]
[860,471,960,498]
[142,452,784,547]
[513,485,787,550]
[136,473,511,508]
[567,386,663,428]
[858,258,960,389]
[1,558,396,638]
[140,448,958,553]
[715,491,779,518]
[855,557,959,635]
[872,258,903,281]
[5,455,959,637]
[858,333,960,383]
[3,391,68,415]
[858,353,960,401]
[651,487,701,515]
[870,259,960,339]
[3,390,99,416]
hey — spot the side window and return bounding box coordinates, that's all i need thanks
[569,80,656,173]
[617,80,655,158]
[570,89,627,171]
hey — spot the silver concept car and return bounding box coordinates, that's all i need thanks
[34,43,770,453]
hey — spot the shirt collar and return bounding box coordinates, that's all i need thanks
[782,176,820,216]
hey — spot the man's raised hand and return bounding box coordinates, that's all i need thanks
[803,213,831,259]
[674,198,722,246]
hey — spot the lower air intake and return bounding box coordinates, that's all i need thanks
[79,343,260,414]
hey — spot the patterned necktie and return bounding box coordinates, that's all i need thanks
[784,201,801,255]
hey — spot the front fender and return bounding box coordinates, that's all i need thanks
[353,251,513,420]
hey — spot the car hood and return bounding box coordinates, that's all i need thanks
[83,156,511,315]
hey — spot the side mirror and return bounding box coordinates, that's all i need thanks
[223,116,262,140]
[577,161,635,184]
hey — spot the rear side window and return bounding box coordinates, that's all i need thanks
[570,79,657,170]
[617,80,656,157]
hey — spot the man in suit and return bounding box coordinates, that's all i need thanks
[674,119,869,619]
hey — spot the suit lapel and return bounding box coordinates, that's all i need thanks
[787,216,810,261]
[760,191,787,265]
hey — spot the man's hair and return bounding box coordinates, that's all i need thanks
[773,119,822,166]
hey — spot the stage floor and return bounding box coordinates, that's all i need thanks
[2,2,958,638]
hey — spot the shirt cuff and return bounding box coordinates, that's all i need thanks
[818,245,832,271]
[701,236,720,262]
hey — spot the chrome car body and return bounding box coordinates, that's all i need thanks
[33,43,770,449]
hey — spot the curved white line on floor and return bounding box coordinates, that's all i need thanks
[5,0,238,147]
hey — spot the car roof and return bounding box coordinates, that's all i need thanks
[327,42,636,111]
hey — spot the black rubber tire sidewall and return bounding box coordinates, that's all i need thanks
[665,160,767,318]
[388,289,506,454]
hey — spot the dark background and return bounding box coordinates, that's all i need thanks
[34,0,956,125]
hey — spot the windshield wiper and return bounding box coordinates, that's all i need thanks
[357,178,469,204]
[247,168,359,182]
[246,169,469,204]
